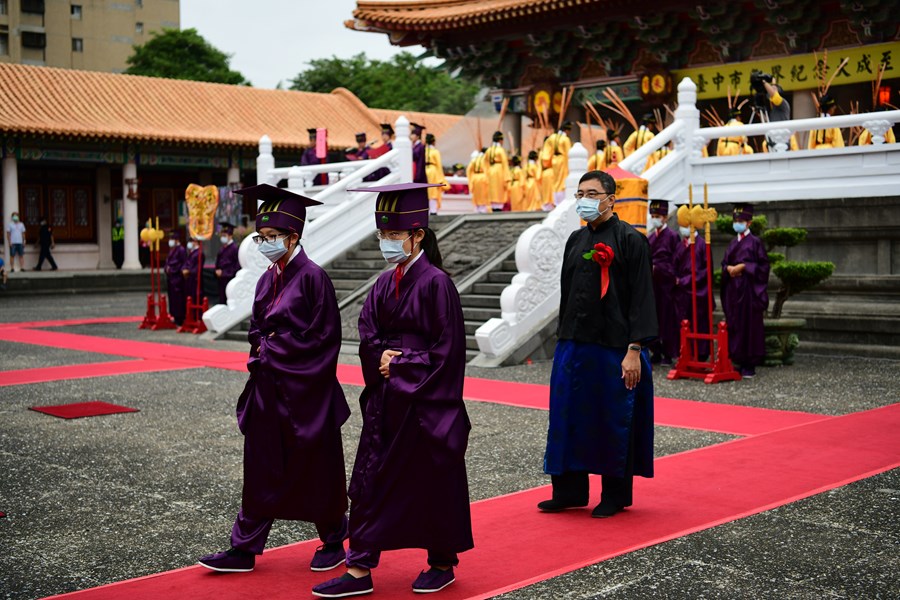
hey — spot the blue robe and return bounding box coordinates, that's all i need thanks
[350,253,473,554]
[235,249,349,521]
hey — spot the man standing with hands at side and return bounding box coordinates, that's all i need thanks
[539,170,657,519]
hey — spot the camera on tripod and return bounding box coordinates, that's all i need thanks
[749,70,773,110]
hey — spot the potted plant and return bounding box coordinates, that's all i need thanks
[715,215,835,365]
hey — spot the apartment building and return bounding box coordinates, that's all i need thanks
[0,0,179,73]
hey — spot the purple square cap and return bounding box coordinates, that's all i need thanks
[236,184,321,235]
[348,182,443,230]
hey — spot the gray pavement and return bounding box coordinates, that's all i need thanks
[0,292,897,599]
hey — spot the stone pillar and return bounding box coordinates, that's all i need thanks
[122,161,141,270]
[2,157,18,267]
[96,167,114,269]
[257,135,274,187]
[674,77,701,190]
[393,116,413,183]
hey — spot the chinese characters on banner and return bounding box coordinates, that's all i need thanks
[673,41,898,100]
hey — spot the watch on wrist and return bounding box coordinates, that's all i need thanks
[628,344,642,352]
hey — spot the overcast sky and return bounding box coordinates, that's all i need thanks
[180,0,419,89]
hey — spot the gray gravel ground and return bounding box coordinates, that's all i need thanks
[0,291,897,599]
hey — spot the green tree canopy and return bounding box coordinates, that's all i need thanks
[125,28,249,85]
[289,52,480,115]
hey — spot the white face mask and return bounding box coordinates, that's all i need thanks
[379,236,413,264]
[219,236,230,245]
[650,217,664,229]
[168,239,176,248]
[186,242,195,250]
[258,236,293,263]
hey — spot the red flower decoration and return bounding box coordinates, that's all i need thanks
[583,242,615,298]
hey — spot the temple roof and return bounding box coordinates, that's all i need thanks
[0,63,461,150]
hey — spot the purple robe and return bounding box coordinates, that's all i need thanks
[184,247,205,301]
[215,242,240,305]
[235,249,349,521]
[649,225,680,359]
[720,233,770,367]
[164,244,187,324]
[673,236,715,358]
[412,140,427,183]
[301,147,328,185]
[350,253,473,554]
[366,142,392,182]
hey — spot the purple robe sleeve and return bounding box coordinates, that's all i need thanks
[216,244,240,279]
[412,143,427,183]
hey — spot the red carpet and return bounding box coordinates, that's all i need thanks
[45,403,900,600]
[0,316,143,330]
[29,401,140,419]
[0,359,197,387]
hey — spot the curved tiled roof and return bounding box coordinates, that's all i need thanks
[348,0,608,31]
[0,63,461,150]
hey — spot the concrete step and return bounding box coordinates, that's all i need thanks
[462,306,501,321]
[501,260,518,272]
[326,268,383,280]
[472,282,509,295]
[331,279,365,291]
[466,336,480,351]
[486,271,517,283]
[2,270,153,295]
[329,259,387,270]
[464,320,483,336]
[342,249,384,261]
[459,293,501,309]
[223,329,249,343]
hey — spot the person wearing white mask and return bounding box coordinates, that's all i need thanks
[164,230,187,325]
[648,200,680,365]
[538,170,657,520]
[198,184,351,576]
[182,236,205,308]
[214,222,239,305]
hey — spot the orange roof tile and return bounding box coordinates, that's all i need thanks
[348,0,607,32]
[0,63,461,150]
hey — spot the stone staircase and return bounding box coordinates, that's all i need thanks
[459,255,518,360]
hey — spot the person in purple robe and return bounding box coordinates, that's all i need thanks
[648,200,680,364]
[365,123,394,182]
[539,170,657,520]
[720,202,770,378]
[313,182,472,598]
[164,230,187,326]
[199,184,351,574]
[214,222,240,305]
[182,237,206,305]
[410,122,428,184]
[345,132,370,162]
[673,222,714,360]
[301,127,328,186]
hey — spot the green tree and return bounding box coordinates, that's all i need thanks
[125,28,249,85]
[289,52,480,115]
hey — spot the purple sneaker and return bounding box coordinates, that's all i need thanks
[312,573,373,598]
[197,548,255,572]
[412,567,455,593]
[310,542,346,571]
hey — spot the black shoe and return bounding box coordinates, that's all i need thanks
[591,502,625,518]
[33,268,41,271]
[537,498,588,512]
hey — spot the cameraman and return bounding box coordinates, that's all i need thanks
[751,71,798,151]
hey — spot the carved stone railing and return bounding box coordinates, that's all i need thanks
[202,117,414,336]
[473,143,586,363]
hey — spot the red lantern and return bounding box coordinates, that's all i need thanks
[878,86,892,107]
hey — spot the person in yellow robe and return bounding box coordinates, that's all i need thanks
[485,131,511,212]
[524,150,542,211]
[623,114,656,156]
[643,142,673,171]
[507,155,528,211]
[858,109,896,145]
[538,135,556,211]
[717,109,754,156]
[808,94,844,150]
[424,133,449,214]
[551,122,573,205]
[467,148,490,213]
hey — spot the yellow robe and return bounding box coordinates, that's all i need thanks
[643,147,672,171]
[507,165,527,211]
[485,144,510,207]
[762,134,800,152]
[466,153,490,210]
[858,128,896,145]
[425,145,448,209]
[808,126,844,150]
[539,135,557,203]
[717,119,752,156]
[552,133,571,193]
[623,126,655,156]
[587,145,625,171]
[524,161,542,211]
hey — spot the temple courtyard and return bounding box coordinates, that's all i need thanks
[0,290,897,599]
